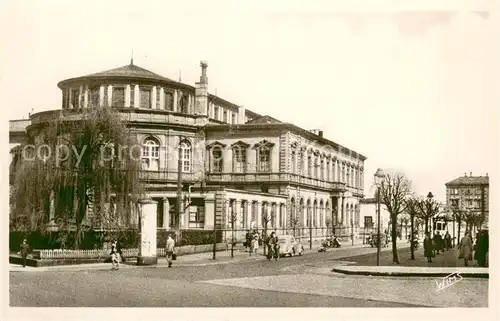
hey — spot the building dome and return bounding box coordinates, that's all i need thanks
[57,61,180,89]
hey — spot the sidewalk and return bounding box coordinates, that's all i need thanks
[9,239,369,272]
[331,244,489,278]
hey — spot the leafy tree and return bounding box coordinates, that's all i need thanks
[379,172,412,264]
[11,108,144,249]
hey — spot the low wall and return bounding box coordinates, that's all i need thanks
[31,243,228,260]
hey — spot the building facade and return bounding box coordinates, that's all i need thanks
[9,60,367,242]
[445,172,489,231]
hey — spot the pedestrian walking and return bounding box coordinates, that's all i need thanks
[245,230,252,252]
[165,234,175,268]
[444,231,452,250]
[252,230,260,254]
[474,230,488,267]
[458,231,473,267]
[423,232,434,263]
[18,239,31,268]
[110,241,120,270]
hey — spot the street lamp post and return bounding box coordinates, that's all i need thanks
[374,168,385,266]
[426,191,434,235]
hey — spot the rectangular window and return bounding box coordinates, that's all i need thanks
[240,201,246,228]
[308,156,312,176]
[71,89,79,108]
[164,92,173,111]
[320,159,324,180]
[223,110,228,123]
[212,149,223,172]
[314,157,319,178]
[156,88,161,109]
[258,148,271,172]
[231,113,236,124]
[140,88,151,108]
[181,96,189,113]
[112,87,125,107]
[89,87,99,107]
[291,151,296,174]
[251,202,257,223]
[188,205,205,228]
[326,161,330,181]
[233,147,247,173]
[214,106,219,120]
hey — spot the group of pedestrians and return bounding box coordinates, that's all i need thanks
[423,229,488,267]
[244,230,262,254]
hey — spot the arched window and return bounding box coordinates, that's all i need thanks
[232,141,249,173]
[142,138,160,170]
[313,200,318,227]
[211,146,223,173]
[319,200,324,228]
[180,140,192,173]
[306,199,312,227]
[280,203,285,228]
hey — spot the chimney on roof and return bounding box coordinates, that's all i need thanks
[319,130,324,138]
[200,60,208,84]
[470,172,472,177]
[194,60,209,118]
[464,172,467,177]
[486,173,488,177]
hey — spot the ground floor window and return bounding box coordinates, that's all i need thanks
[188,205,205,228]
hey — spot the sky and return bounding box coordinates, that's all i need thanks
[1,0,497,203]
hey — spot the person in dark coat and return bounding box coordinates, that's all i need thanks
[444,231,452,250]
[423,232,434,263]
[19,239,31,268]
[475,230,488,267]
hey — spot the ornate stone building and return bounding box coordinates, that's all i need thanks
[9,60,366,241]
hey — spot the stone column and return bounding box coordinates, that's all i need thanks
[152,86,157,109]
[173,90,178,112]
[99,86,105,107]
[137,198,158,266]
[162,197,170,229]
[159,87,165,110]
[204,197,215,230]
[107,85,113,107]
[247,201,253,229]
[79,85,83,108]
[125,85,131,107]
[84,85,89,108]
[255,201,261,230]
[134,85,140,108]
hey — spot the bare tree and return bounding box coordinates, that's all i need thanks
[229,210,238,259]
[416,197,440,235]
[290,216,300,237]
[325,217,332,238]
[405,197,421,260]
[379,172,412,264]
[452,209,465,245]
[261,210,272,256]
[398,214,410,240]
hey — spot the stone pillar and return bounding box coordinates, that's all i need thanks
[84,85,89,108]
[173,90,178,112]
[162,197,170,229]
[152,86,157,109]
[134,85,140,108]
[137,198,158,266]
[125,85,131,107]
[79,85,83,108]
[159,87,165,110]
[99,86,105,107]
[107,85,113,107]
[204,197,215,230]
[247,201,253,229]
[255,201,261,229]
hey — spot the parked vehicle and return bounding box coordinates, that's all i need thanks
[278,235,304,257]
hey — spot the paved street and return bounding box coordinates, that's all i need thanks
[9,245,488,307]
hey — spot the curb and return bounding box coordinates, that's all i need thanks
[331,268,489,279]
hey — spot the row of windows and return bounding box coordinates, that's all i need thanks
[228,200,287,229]
[450,199,482,209]
[450,188,482,195]
[210,144,272,173]
[67,86,190,113]
[142,138,192,172]
[290,150,362,187]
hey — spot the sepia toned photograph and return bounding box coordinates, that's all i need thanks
[2,0,497,317]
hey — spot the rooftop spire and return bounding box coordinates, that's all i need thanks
[130,49,134,65]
